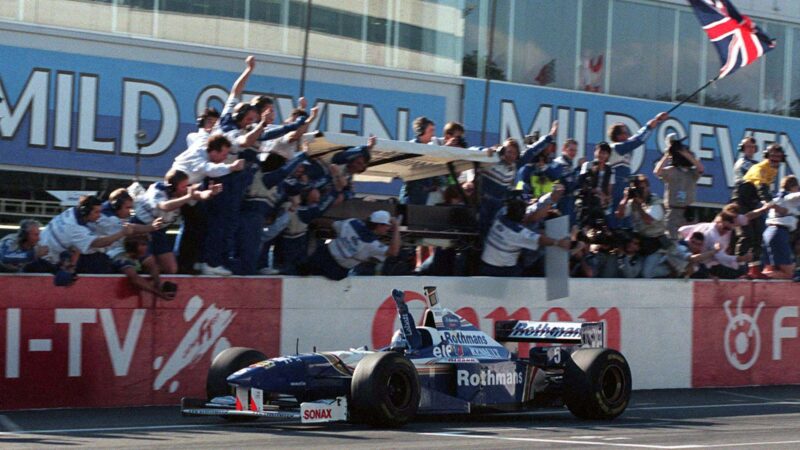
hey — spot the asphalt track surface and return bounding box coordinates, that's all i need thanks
[2,386,800,449]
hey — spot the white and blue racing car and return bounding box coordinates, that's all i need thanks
[181,287,631,427]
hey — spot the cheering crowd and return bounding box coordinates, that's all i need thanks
[1,56,799,297]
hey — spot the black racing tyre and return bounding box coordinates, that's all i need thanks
[563,348,632,420]
[206,347,267,401]
[350,352,420,427]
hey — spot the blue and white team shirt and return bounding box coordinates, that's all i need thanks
[0,234,35,272]
[733,156,757,184]
[89,202,127,258]
[38,208,98,264]
[133,182,181,227]
[608,126,652,183]
[481,216,541,267]
[480,161,517,201]
[328,219,388,269]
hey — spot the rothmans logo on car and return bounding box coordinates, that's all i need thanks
[508,322,581,339]
[457,368,523,387]
[442,331,489,346]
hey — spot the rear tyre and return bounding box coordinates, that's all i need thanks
[564,348,632,420]
[350,352,420,427]
[206,347,267,400]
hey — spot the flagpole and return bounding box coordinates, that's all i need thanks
[299,0,313,97]
[666,74,721,115]
[479,0,497,147]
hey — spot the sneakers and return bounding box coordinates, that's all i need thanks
[258,267,281,275]
[200,263,232,276]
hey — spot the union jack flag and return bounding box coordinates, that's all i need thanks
[687,0,776,79]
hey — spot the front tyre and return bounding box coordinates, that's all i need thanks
[564,348,632,420]
[350,352,420,427]
[206,347,267,400]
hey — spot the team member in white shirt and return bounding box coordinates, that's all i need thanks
[39,195,132,274]
[302,210,400,280]
[480,197,571,277]
[91,188,164,260]
[171,134,243,273]
[186,107,220,148]
[132,169,221,274]
[762,175,800,279]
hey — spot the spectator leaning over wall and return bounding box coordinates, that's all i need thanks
[0,219,53,273]
[91,188,164,265]
[678,212,753,279]
[654,133,704,239]
[300,210,401,281]
[38,195,133,275]
[761,175,800,279]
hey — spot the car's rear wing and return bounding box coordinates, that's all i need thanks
[494,320,604,347]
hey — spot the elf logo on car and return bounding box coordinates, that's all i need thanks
[456,369,523,387]
[303,408,332,420]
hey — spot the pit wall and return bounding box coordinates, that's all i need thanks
[1,275,797,410]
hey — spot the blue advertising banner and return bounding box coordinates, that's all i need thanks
[462,78,800,205]
[0,45,447,181]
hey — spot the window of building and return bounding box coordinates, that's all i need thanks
[609,0,675,101]
[510,0,578,89]
[675,10,705,104]
[579,0,609,93]
[761,22,786,115]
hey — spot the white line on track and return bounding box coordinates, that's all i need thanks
[714,390,779,402]
[0,421,296,436]
[420,432,800,449]
[627,400,800,411]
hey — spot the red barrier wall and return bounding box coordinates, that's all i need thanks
[0,275,282,410]
[692,281,800,387]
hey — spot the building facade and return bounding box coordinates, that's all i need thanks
[1,0,799,217]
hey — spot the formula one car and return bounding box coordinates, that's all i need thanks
[181,287,631,427]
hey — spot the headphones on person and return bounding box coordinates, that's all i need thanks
[17,219,39,245]
[737,137,756,153]
[77,195,101,218]
[109,191,132,211]
[763,144,786,162]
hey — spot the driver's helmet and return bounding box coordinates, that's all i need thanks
[389,330,408,350]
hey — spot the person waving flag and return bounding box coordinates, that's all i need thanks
[688,0,776,79]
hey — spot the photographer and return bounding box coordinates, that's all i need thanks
[614,174,668,278]
[576,142,614,228]
[654,133,704,239]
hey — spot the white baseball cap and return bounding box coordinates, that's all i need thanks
[369,210,392,225]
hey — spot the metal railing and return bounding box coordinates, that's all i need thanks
[0,198,65,221]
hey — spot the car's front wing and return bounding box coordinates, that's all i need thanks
[181,387,348,423]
